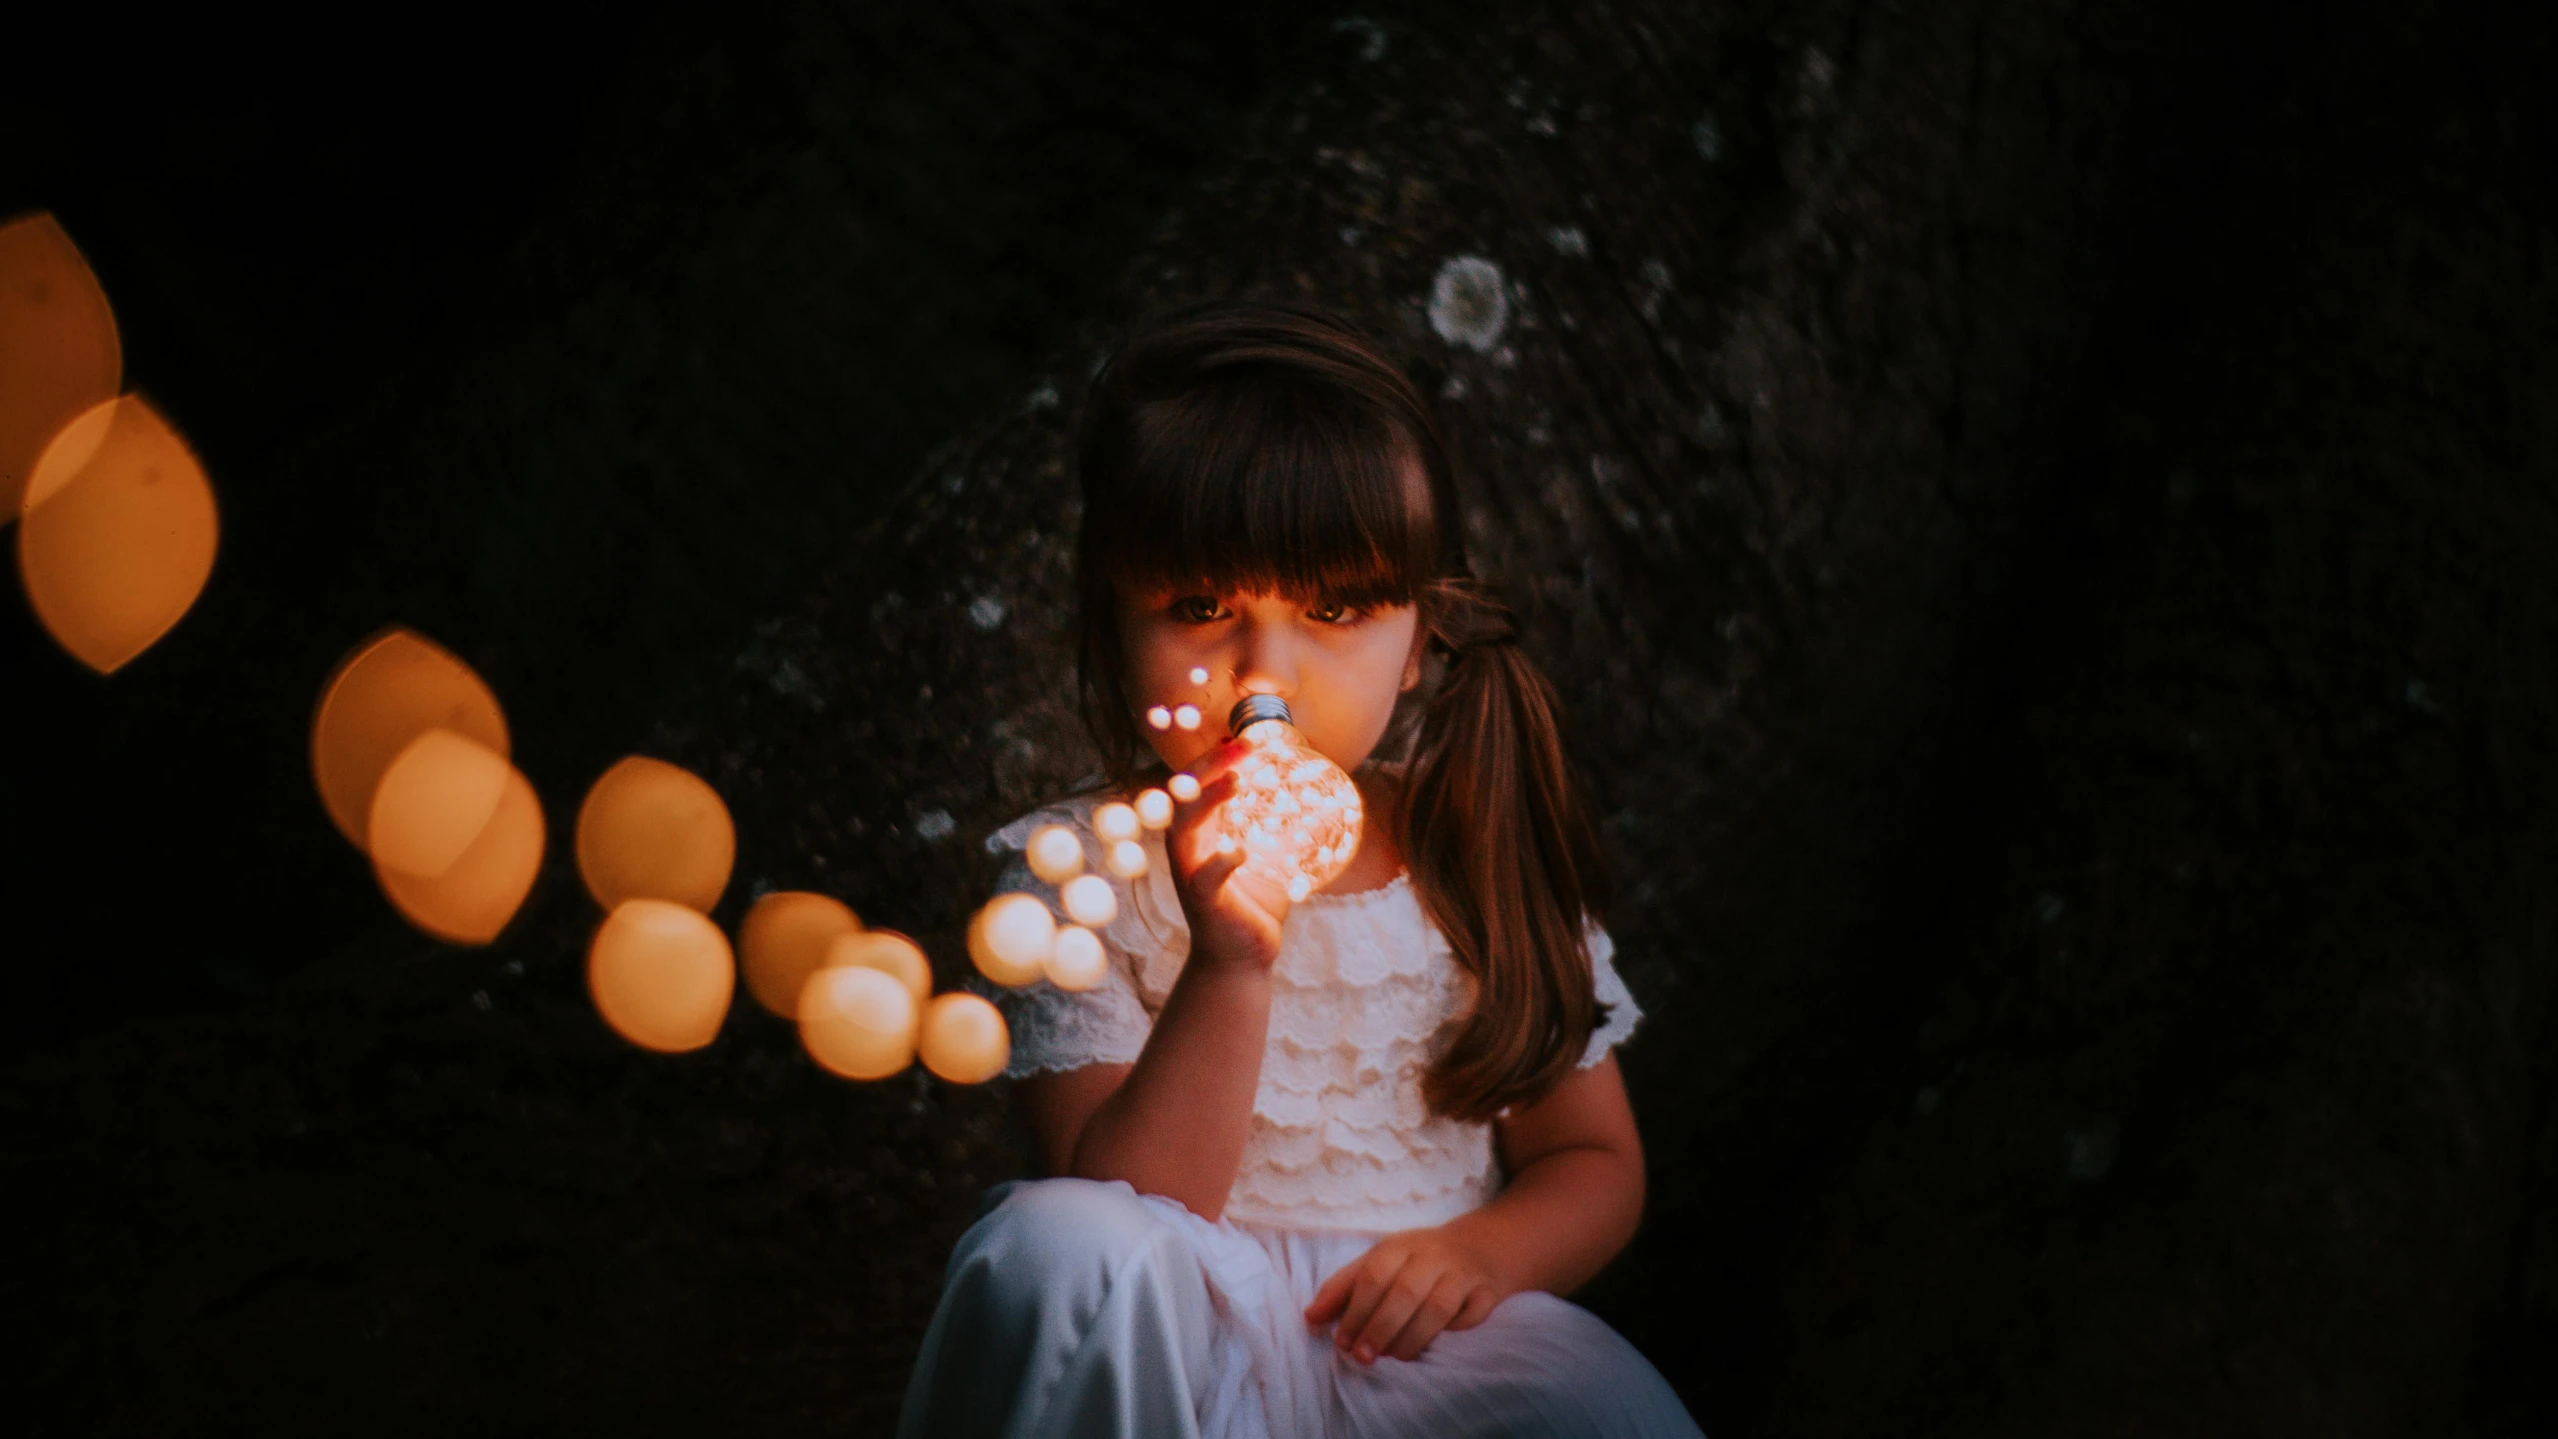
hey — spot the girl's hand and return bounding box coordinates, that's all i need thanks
[1164,741,1294,972]
[1303,1225,1509,1364]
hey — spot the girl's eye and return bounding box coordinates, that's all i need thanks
[1308,599,1358,624]
[1172,596,1228,623]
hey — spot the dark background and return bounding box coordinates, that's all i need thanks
[3,1,2551,1435]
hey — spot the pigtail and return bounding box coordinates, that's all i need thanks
[1401,578,1613,1122]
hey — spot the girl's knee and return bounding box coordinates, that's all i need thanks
[951,1178,1176,1300]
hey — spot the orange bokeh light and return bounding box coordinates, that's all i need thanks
[374,760,546,945]
[311,627,512,853]
[0,213,121,520]
[17,395,216,673]
[918,992,1009,1084]
[367,729,510,878]
[966,892,1053,988]
[589,898,735,1053]
[575,756,735,913]
[827,928,932,1006]
[738,889,863,1017]
[798,963,917,1080]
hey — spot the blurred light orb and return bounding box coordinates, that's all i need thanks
[1025,824,1085,884]
[968,892,1054,987]
[918,992,1009,1083]
[1046,925,1106,990]
[830,928,931,1006]
[588,898,735,1052]
[0,213,121,520]
[798,963,917,1080]
[367,728,510,878]
[1092,802,1140,844]
[311,626,510,852]
[1168,773,1201,802]
[739,890,861,1017]
[576,755,735,912]
[1106,839,1148,879]
[18,395,216,673]
[1134,788,1173,829]
[1145,705,1172,731]
[374,761,544,945]
[1060,873,1117,928]
[1188,667,1209,686]
[1173,705,1202,731]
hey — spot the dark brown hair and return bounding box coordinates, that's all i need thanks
[1072,298,1612,1121]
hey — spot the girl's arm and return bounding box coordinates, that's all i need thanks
[1016,744,1290,1222]
[1016,951,1273,1219]
[1304,1053,1645,1364]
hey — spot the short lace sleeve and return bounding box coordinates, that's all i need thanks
[983,804,1158,1080]
[1580,922,1643,1067]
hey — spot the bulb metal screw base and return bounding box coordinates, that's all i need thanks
[1229,693,1294,736]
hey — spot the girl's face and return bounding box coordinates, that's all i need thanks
[1116,582,1425,773]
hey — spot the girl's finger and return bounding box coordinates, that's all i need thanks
[1446,1284,1501,1332]
[1304,1263,1356,1325]
[1349,1263,1439,1364]
[1327,1251,1410,1356]
[1186,849,1244,902]
[1171,741,1248,811]
[1165,767,1240,870]
[1383,1273,1472,1362]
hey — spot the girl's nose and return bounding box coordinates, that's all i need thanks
[1231,624,1297,702]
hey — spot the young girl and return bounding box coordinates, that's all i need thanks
[898,302,1703,1438]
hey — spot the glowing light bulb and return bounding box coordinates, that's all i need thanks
[918,992,1009,1083]
[830,928,932,1006]
[798,963,916,1079]
[739,890,861,1017]
[575,756,734,912]
[1146,705,1173,730]
[1093,802,1139,844]
[1217,696,1362,900]
[968,892,1054,987]
[1189,666,1210,685]
[1059,873,1117,927]
[1106,839,1148,878]
[1169,773,1201,802]
[1173,705,1201,730]
[1135,788,1173,829]
[1046,925,1107,990]
[1026,824,1084,884]
[588,899,734,1053]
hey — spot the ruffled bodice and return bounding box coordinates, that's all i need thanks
[987,790,1641,1233]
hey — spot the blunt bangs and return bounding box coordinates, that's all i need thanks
[1085,369,1437,613]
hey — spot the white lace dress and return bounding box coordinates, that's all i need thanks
[897,792,1703,1439]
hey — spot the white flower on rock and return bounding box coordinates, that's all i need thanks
[1428,256,1510,353]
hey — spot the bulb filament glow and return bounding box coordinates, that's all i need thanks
[1219,695,1362,903]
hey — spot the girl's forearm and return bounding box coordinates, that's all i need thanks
[1440,1143,1644,1299]
[1068,959,1271,1220]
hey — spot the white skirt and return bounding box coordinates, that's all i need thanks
[897,1178,1704,1439]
